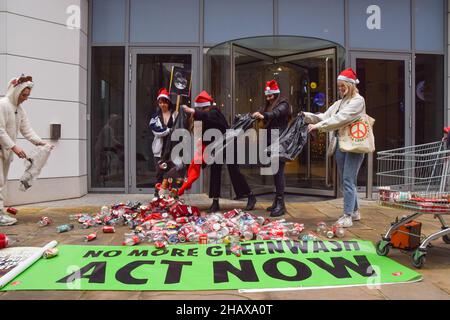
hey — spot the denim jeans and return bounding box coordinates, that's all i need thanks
[334,141,365,216]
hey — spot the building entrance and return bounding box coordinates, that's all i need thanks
[206,36,346,197]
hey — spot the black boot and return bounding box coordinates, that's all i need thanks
[245,193,257,211]
[208,199,220,213]
[270,195,286,217]
[266,196,277,211]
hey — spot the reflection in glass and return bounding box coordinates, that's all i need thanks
[91,47,125,188]
[356,59,405,186]
[415,54,444,145]
[207,37,344,196]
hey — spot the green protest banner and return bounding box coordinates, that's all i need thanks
[1,240,421,291]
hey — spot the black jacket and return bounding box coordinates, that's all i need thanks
[260,96,291,132]
[193,107,229,144]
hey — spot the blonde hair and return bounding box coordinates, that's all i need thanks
[338,80,359,99]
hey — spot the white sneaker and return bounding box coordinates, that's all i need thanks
[352,210,361,221]
[336,215,353,228]
[0,214,17,226]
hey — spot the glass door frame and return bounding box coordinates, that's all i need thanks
[231,44,275,196]
[278,48,337,197]
[350,52,413,197]
[128,47,199,194]
[230,44,338,197]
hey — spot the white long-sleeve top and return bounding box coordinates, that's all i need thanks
[303,93,366,132]
[303,93,366,154]
[0,81,43,160]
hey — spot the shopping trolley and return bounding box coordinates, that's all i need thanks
[376,140,450,268]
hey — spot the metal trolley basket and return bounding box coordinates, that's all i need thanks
[376,140,450,268]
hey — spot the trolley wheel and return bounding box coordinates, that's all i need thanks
[412,250,427,269]
[376,240,391,256]
[443,235,450,244]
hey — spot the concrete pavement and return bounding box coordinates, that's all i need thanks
[0,193,449,300]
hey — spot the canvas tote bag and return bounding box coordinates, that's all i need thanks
[338,101,375,153]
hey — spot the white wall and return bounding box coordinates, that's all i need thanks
[0,0,88,205]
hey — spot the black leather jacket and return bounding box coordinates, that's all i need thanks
[260,96,291,138]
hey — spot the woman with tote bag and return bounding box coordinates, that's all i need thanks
[304,68,375,228]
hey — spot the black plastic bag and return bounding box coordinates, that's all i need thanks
[209,113,256,158]
[232,113,256,131]
[267,113,308,162]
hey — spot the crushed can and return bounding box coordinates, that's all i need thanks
[43,248,59,259]
[6,207,18,215]
[102,226,115,233]
[84,232,97,242]
[0,233,9,249]
[38,216,52,227]
[199,233,208,244]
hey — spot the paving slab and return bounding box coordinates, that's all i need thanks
[0,193,448,300]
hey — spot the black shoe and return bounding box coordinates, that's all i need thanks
[266,196,277,211]
[245,194,257,211]
[208,199,220,213]
[270,195,286,217]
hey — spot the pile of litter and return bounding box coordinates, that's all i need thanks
[58,196,305,251]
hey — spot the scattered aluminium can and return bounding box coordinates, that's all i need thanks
[6,207,18,215]
[0,233,9,249]
[43,248,59,259]
[102,226,115,233]
[84,233,97,242]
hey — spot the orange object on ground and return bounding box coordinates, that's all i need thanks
[390,221,422,250]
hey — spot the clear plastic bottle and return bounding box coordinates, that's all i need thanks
[69,214,82,221]
[56,224,74,233]
[123,234,140,246]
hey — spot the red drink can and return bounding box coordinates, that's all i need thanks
[224,209,238,219]
[0,233,9,249]
[6,207,17,215]
[199,233,208,245]
[102,226,115,233]
[84,233,97,242]
[176,217,189,224]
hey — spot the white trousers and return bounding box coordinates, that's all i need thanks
[0,155,12,212]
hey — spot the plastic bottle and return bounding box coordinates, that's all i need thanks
[316,221,327,235]
[123,234,140,246]
[56,224,74,233]
[334,224,345,238]
[100,205,110,217]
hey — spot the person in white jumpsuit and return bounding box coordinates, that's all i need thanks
[0,75,51,226]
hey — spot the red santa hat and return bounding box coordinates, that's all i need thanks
[194,90,213,108]
[443,126,450,134]
[157,88,170,101]
[338,68,360,84]
[264,80,280,95]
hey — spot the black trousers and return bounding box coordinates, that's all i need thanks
[274,160,286,196]
[209,163,251,199]
[154,157,164,184]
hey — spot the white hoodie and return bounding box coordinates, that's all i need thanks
[0,78,43,160]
